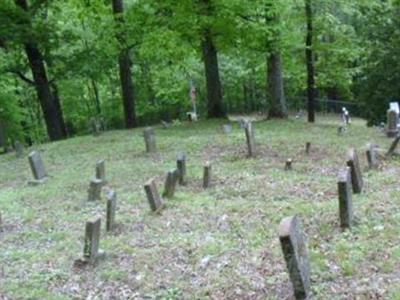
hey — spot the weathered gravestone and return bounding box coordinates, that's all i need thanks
[285,159,293,171]
[244,121,256,157]
[390,102,400,115]
[346,148,363,194]
[15,141,24,158]
[338,167,353,229]
[95,160,106,184]
[144,178,164,212]
[203,162,212,189]
[28,151,47,184]
[387,109,399,138]
[279,215,311,300]
[366,143,379,169]
[106,190,117,232]
[222,124,232,134]
[143,127,157,153]
[305,142,311,155]
[163,169,179,198]
[88,179,103,201]
[75,217,105,266]
[177,152,187,185]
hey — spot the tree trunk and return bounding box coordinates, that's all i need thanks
[267,52,288,118]
[112,0,137,128]
[15,0,67,141]
[201,28,225,118]
[305,0,316,123]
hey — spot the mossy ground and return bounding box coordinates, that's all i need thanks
[1,114,400,299]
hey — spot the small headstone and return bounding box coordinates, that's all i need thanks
[222,124,232,134]
[285,159,293,171]
[342,107,351,125]
[295,110,305,119]
[279,215,311,300]
[338,167,353,230]
[161,120,171,129]
[387,109,399,138]
[346,148,363,194]
[366,143,379,169]
[305,142,311,155]
[187,112,198,122]
[106,190,117,232]
[88,179,103,201]
[244,121,256,157]
[144,178,163,212]
[28,151,47,184]
[177,152,187,185]
[203,161,212,189]
[163,169,179,198]
[95,159,106,183]
[143,127,157,153]
[74,217,105,266]
[15,141,24,158]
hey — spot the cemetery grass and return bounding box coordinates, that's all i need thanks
[1,115,400,299]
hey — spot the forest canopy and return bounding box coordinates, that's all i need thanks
[0,0,399,144]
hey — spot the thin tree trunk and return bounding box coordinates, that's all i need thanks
[201,28,225,118]
[267,52,288,118]
[305,0,316,123]
[91,79,101,115]
[112,0,137,128]
[15,0,67,141]
[265,3,288,119]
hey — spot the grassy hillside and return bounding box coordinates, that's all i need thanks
[1,115,400,299]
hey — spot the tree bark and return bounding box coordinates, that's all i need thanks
[201,28,225,118]
[15,0,67,141]
[305,0,316,123]
[112,0,137,128]
[267,52,288,118]
[265,3,288,119]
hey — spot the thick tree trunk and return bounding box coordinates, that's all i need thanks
[112,0,137,128]
[267,52,288,118]
[15,0,67,141]
[201,28,225,118]
[305,0,316,123]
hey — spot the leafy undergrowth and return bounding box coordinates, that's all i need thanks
[1,114,400,300]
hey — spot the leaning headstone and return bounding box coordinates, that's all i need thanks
[163,169,179,198]
[15,141,24,158]
[106,190,117,232]
[346,148,363,194]
[338,167,353,229]
[88,179,103,201]
[222,124,232,134]
[285,159,293,171]
[203,161,212,189]
[74,217,105,266]
[244,121,256,157]
[177,152,187,185]
[387,109,398,138]
[28,151,47,184]
[366,143,379,169]
[95,160,106,183]
[386,136,400,157]
[279,215,311,300]
[144,178,163,212]
[143,127,157,153]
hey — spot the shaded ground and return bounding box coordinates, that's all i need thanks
[1,115,400,299]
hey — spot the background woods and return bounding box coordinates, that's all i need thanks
[0,0,399,144]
